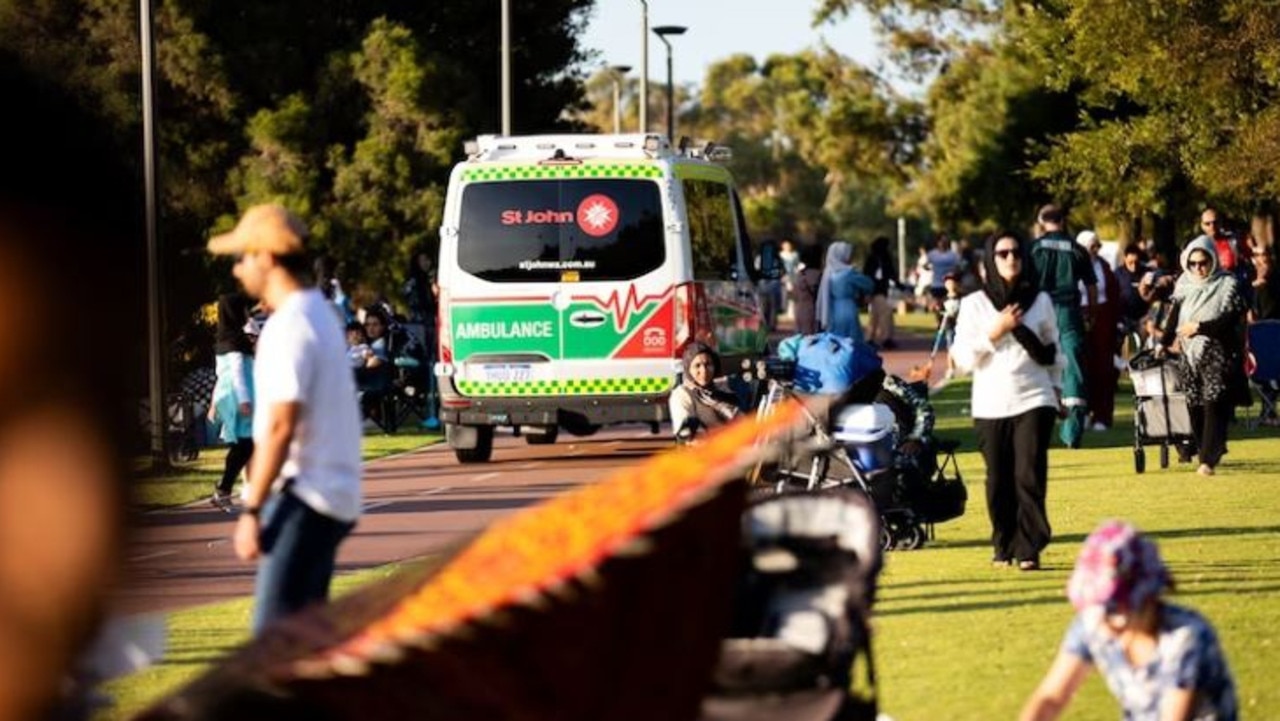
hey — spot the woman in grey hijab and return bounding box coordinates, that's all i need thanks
[1158,236,1249,476]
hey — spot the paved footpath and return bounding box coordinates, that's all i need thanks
[115,334,942,616]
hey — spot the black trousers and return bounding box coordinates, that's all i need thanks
[217,438,254,495]
[975,407,1055,562]
[1190,399,1231,468]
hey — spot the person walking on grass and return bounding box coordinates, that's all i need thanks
[1028,205,1097,449]
[1157,237,1249,477]
[209,292,257,511]
[208,204,362,633]
[950,231,1062,572]
[1021,520,1237,721]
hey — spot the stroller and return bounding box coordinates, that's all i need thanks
[700,490,882,721]
[752,357,967,551]
[1128,349,1195,472]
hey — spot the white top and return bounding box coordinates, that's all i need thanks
[254,288,363,522]
[950,290,1064,419]
[1079,257,1109,306]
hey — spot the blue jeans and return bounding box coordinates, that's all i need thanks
[253,489,355,633]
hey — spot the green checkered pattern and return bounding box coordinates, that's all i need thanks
[456,376,672,397]
[461,163,663,183]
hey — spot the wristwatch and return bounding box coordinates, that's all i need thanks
[243,505,262,519]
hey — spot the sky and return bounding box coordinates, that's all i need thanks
[579,0,885,90]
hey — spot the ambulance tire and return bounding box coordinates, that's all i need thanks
[524,425,559,445]
[454,425,494,464]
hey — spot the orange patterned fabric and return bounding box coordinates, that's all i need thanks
[312,400,804,667]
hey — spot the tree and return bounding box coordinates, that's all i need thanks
[681,50,918,248]
[0,0,597,371]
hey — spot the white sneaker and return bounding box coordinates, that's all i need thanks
[1090,422,1109,431]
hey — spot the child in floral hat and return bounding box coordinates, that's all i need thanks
[1020,520,1237,721]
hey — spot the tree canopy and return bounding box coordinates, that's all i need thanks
[0,0,594,370]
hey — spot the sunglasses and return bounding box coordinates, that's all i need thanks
[993,249,1020,259]
[1187,260,1211,269]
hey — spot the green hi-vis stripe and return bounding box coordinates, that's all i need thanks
[461,164,663,182]
[455,377,673,397]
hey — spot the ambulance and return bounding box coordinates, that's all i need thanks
[434,133,771,463]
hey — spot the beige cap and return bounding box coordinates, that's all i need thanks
[207,204,308,256]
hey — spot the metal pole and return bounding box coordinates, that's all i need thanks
[897,216,907,283]
[501,0,511,135]
[665,45,675,141]
[140,0,165,465]
[638,0,648,133]
[612,77,622,134]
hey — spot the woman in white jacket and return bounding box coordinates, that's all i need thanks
[951,231,1064,571]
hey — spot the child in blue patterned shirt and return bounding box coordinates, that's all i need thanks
[1020,521,1237,721]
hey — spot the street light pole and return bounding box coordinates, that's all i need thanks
[652,25,687,142]
[140,0,165,466]
[609,65,632,134]
[501,0,511,135]
[637,0,648,132]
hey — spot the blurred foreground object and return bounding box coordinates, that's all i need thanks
[0,53,141,719]
[138,403,809,720]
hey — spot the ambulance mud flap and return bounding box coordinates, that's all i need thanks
[447,423,480,449]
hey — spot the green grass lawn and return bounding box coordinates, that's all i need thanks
[877,378,1280,720]
[104,380,1280,720]
[131,430,442,508]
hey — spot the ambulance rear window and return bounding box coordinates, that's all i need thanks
[458,179,665,282]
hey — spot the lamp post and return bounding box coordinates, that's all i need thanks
[636,1,649,132]
[652,25,687,142]
[501,0,511,135]
[140,0,166,466]
[608,65,632,134]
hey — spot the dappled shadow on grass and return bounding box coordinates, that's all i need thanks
[926,523,1280,553]
[878,591,1064,617]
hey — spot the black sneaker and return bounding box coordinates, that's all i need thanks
[210,492,235,513]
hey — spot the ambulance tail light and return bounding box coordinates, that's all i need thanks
[673,282,711,358]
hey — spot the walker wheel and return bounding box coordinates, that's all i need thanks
[1134,448,1146,474]
[879,526,894,552]
[898,524,926,550]
[1159,444,1170,469]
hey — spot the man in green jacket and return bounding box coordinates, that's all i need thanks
[1028,204,1097,448]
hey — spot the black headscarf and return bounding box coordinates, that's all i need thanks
[981,231,1040,312]
[981,231,1057,366]
[214,292,254,355]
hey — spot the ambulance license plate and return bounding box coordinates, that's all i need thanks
[481,364,533,383]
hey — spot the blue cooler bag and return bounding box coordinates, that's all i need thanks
[777,333,883,395]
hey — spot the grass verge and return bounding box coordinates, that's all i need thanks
[131,431,442,509]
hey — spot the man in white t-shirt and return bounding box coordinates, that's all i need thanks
[207,204,362,633]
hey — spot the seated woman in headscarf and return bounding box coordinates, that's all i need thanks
[669,342,741,442]
[1158,236,1249,477]
[815,241,874,343]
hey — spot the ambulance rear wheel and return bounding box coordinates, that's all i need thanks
[454,426,494,464]
[524,425,559,445]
